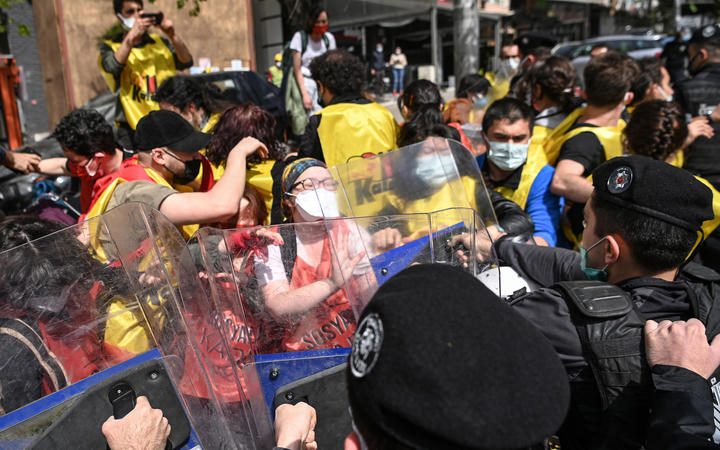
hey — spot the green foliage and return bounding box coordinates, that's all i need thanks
[147,0,207,16]
[0,0,31,36]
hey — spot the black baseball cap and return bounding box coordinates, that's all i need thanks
[134,110,211,153]
[348,264,570,449]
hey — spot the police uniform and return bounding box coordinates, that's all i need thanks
[675,24,720,270]
[299,93,398,167]
[495,156,720,449]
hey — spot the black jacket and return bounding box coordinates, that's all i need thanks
[675,63,720,190]
[495,240,720,449]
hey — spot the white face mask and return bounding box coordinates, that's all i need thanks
[487,140,529,171]
[294,188,340,221]
[415,152,457,187]
[84,156,98,177]
[497,59,519,79]
[376,46,383,53]
[657,86,673,102]
[117,13,136,31]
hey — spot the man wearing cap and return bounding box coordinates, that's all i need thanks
[456,155,720,448]
[345,263,570,449]
[82,110,267,238]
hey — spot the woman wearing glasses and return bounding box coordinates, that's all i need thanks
[254,158,375,352]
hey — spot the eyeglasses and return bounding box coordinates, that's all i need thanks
[289,178,339,192]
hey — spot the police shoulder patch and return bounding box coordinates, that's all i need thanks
[607,166,633,194]
[350,313,384,378]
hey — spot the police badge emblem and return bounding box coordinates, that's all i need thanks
[703,25,716,39]
[350,313,384,378]
[607,166,633,194]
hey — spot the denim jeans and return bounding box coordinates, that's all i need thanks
[392,68,405,92]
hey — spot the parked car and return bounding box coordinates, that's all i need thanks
[551,41,581,58]
[570,34,666,85]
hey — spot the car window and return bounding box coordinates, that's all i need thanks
[571,44,593,58]
[608,40,636,53]
[212,79,236,91]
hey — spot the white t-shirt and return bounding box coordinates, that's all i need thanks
[255,226,372,287]
[289,31,337,78]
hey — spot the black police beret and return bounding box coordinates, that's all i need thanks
[135,110,211,153]
[515,32,558,53]
[690,24,720,46]
[592,155,713,232]
[347,264,570,449]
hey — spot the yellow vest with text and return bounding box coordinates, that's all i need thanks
[316,102,398,167]
[99,33,177,129]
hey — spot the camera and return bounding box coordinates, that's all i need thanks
[140,12,164,25]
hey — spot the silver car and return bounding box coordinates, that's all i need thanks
[570,34,666,85]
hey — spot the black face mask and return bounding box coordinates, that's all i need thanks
[171,159,201,185]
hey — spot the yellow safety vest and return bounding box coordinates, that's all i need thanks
[84,167,199,260]
[484,72,511,107]
[193,113,224,184]
[494,145,550,210]
[316,102,398,167]
[543,108,626,166]
[99,33,177,129]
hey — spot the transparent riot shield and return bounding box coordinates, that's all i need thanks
[187,208,498,449]
[0,202,263,450]
[330,137,497,228]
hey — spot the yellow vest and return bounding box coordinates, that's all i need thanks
[494,145,550,210]
[84,167,199,261]
[99,33,177,129]
[247,160,275,224]
[543,108,626,166]
[194,113,225,184]
[484,72,511,107]
[316,102,398,167]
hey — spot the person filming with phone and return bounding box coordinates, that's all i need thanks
[99,0,193,150]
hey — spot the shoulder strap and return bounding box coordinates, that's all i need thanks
[322,33,330,49]
[0,317,69,392]
[278,226,298,280]
[301,30,308,54]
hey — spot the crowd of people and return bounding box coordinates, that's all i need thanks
[2,0,720,448]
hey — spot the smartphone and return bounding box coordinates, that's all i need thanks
[140,12,164,25]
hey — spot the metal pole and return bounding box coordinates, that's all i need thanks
[494,17,501,72]
[453,0,479,82]
[674,0,682,32]
[431,4,440,84]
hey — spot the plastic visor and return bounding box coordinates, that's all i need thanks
[186,208,499,448]
[0,202,263,450]
[329,137,498,229]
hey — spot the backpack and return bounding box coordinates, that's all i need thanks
[280,30,330,78]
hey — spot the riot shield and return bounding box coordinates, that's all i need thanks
[329,137,498,228]
[0,202,264,450]
[187,208,498,449]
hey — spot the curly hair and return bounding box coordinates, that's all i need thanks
[309,50,364,97]
[397,80,444,147]
[53,109,115,157]
[625,100,688,161]
[205,104,281,165]
[156,76,231,116]
[524,56,578,113]
[584,51,640,107]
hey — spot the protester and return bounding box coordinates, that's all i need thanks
[299,49,397,166]
[290,7,335,115]
[398,79,461,147]
[255,158,373,352]
[511,33,556,93]
[485,42,520,104]
[549,51,638,247]
[454,155,720,449]
[82,110,267,238]
[675,24,720,191]
[34,109,131,213]
[99,0,193,149]
[388,46,407,96]
[204,103,284,221]
[443,74,491,127]
[345,264,570,449]
[156,75,231,133]
[630,58,675,106]
[522,55,579,133]
[480,98,560,246]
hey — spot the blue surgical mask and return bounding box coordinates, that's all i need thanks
[486,140,529,171]
[415,153,456,187]
[472,94,489,109]
[579,237,609,281]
